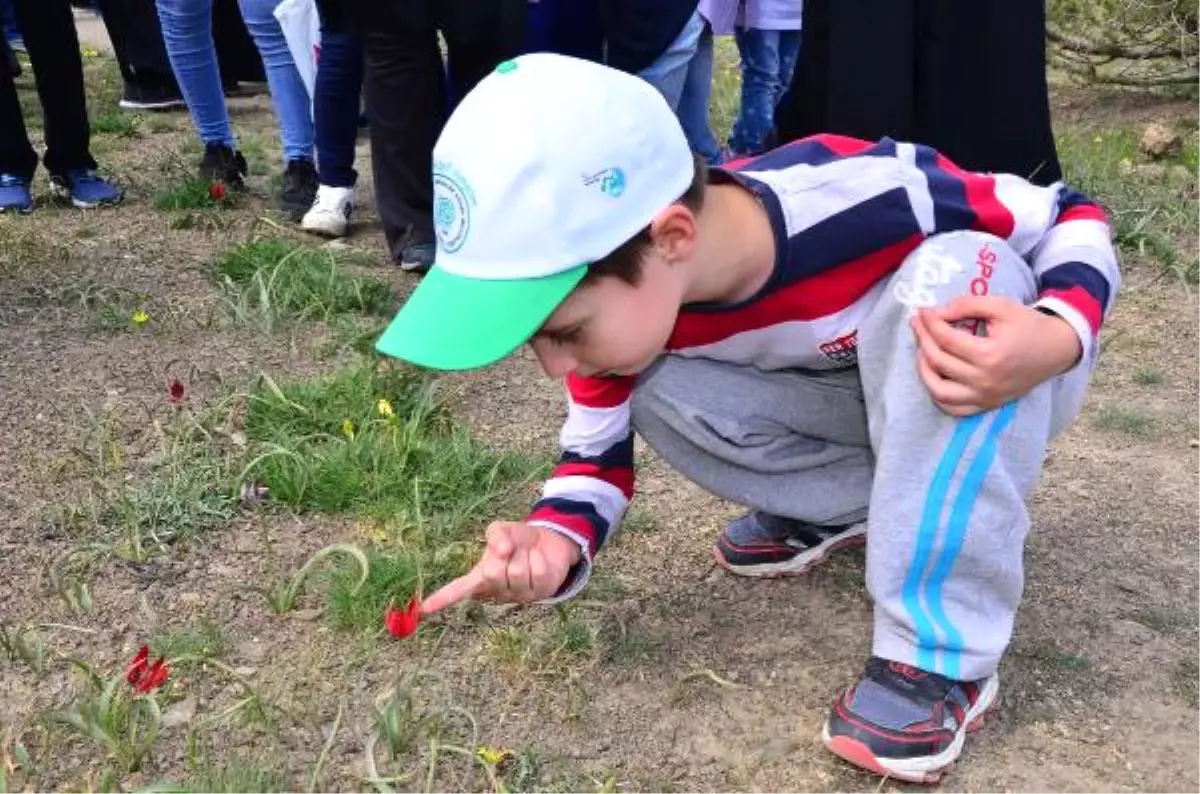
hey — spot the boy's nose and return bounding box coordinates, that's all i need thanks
[531,340,576,379]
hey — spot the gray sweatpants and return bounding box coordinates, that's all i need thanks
[629,231,1093,681]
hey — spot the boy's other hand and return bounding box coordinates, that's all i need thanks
[421,522,582,614]
[911,296,1083,417]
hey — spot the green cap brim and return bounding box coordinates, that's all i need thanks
[375,263,588,371]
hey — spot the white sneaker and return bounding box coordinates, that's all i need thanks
[300,184,354,237]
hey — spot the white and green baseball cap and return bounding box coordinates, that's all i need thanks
[375,53,695,371]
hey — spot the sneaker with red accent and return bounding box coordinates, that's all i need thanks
[822,657,999,784]
[714,510,866,577]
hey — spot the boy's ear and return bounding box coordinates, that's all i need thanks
[649,204,699,262]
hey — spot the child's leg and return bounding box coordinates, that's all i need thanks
[237,0,314,165]
[676,20,722,165]
[822,230,1094,782]
[636,9,704,112]
[859,230,1090,681]
[728,27,784,156]
[155,0,234,149]
[630,356,873,527]
[774,29,801,108]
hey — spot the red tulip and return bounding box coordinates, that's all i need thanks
[137,658,169,693]
[125,645,149,686]
[384,595,421,638]
[209,181,226,202]
[126,645,169,693]
[168,378,186,404]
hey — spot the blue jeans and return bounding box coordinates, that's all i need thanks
[728,27,800,156]
[314,27,361,187]
[0,0,20,45]
[156,0,314,163]
[677,21,721,165]
[637,8,703,113]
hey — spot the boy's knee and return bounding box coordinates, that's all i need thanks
[890,231,1035,318]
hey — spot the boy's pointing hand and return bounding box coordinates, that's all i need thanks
[421,522,582,614]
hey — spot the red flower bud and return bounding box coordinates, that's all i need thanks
[209,181,226,202]
[384,595,421,639]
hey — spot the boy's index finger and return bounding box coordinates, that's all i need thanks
[420,568,485,615]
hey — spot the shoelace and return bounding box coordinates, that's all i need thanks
[0,173,27,188]
[66,170,104,185]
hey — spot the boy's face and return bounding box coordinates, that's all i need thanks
[529,250,687,380]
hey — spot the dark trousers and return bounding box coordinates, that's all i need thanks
[95,0,177,90]
[775,0,1062,186]
[0,0,95,179]
[314,28,363,187]
[356,0,526,263]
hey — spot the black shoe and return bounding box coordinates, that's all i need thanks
[714,510,866,577]
[279,159,318,222]
[119,81,186,111]
[198,143,247,189]
[397,227,436,272]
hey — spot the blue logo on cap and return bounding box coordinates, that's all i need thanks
[583,167,626,198]
[432,161,476,253]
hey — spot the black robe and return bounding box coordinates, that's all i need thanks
[774,0,1062,185]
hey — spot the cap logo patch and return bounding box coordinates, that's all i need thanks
[583,167,626,198]
[433,161,475,253]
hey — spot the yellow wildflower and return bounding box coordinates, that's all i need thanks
[1092,135,1104,144]
[341,418,356,440]
[81,47,100,58]
[131,310,150,326]
[477,746,511,766]
[376,398,395,419]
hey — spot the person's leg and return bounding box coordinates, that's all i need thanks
[676,19,721,164]
[301,25,363,237]
[0,11,34,211]
[630,356,873,575]
[361,5,445,267]
[440,0,526,103]
[774,29,801,106]
[156,0,234,148]
[822,230,1092,782]
[636,8,704,111]
[236,0,314,164]
[728,27,783,156]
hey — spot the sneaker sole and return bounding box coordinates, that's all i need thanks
[714,522,867,578]
[821,673,1000,784]
[48,183,122,209]
[398,260,433,273]
[118,99,186,111]
[300,214,349,238]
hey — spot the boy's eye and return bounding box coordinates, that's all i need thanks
[549,327,583,346]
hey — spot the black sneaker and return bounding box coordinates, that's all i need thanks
[714,510,866,577]
[398,227,436,273]
[823,657,999,784]
[279,158,318,221]
[118,81,186,111]
[198,143,247,189]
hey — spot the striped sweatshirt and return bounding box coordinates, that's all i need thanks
[526,134,1121,600]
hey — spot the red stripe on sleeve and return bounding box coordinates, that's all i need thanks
[935,154,1015,238]
[566,373,636,408]
[551,462,635,498]
[810,133,875,155]
[1040,285,1103,335]
[1055,204,1108,225]
[527,505,600,555]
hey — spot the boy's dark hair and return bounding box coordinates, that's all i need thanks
[581,154,709,287]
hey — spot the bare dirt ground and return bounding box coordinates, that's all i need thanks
[0,31,1196,794]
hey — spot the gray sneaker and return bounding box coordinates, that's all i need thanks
[714,510,866,577]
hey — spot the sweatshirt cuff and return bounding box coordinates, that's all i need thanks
[1033,296,1095,371]
[527,520,594,603]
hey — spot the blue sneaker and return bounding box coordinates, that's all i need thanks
[49,170,122,208]
[0,173,33,213]
[823,657,1000,783]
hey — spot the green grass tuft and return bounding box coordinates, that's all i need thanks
[1091,404,1157,437]
[155,179,236,211]
[215,239,396,327]
[150,619,230,662]
[242,363,547,628]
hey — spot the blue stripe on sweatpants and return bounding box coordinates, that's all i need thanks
[903,413,984,673]
[925,401,1019,680]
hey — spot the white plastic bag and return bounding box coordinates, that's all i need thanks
[273,0,321,101]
